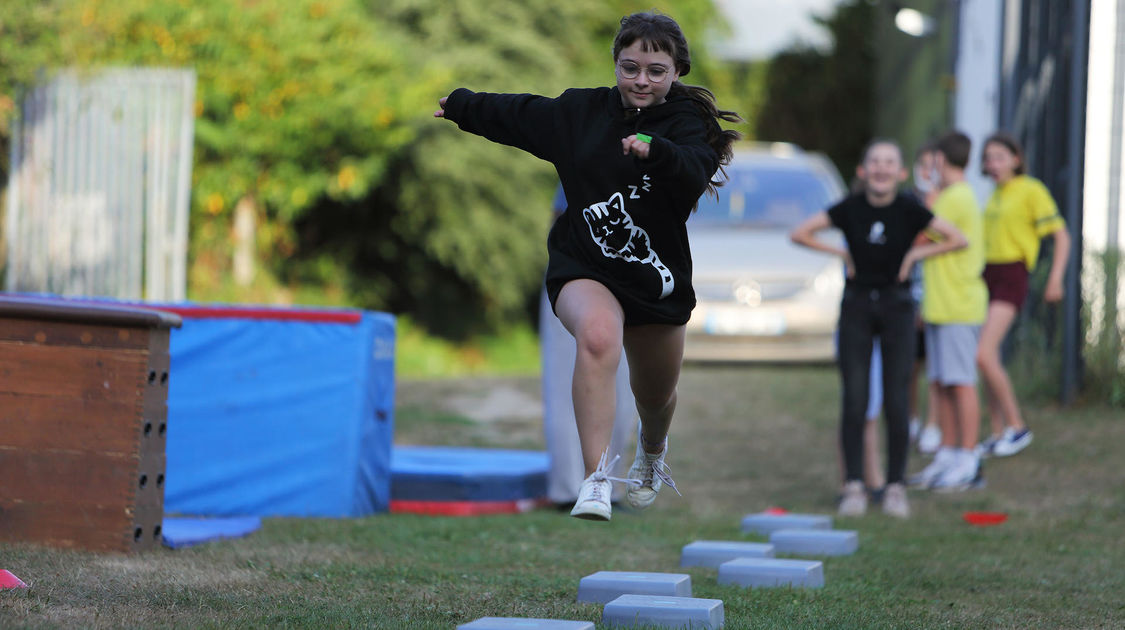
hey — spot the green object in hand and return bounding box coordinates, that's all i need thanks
[636,133,652,143]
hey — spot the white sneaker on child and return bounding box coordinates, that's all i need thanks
[931,451,981,493]
[626,426,680,510]
[917,424,942,454]
[991,427,1033,457]
[907,447,955,488]
[570,450,629,521]
[838,480,867,516]
[882,482,910,518]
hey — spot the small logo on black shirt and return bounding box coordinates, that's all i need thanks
[868,221,887,245]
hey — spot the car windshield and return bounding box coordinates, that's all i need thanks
[691,163,839,228]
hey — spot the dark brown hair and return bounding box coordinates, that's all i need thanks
[859,138,904,166]
[982,131,1026,176]
[613,12,742,198]
[935,131,972,169]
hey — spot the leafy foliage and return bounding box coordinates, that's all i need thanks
[1,0,749,336]
[755,0,876,176]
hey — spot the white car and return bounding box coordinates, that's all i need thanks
[685,144,848,363]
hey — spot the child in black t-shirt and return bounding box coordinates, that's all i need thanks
[790,139,966,518]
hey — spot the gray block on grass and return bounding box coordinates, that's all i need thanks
[602,594,724,629]
[769,528,858,556]
[740,512,832,535]
[577,571,691,604]
[680,540,775,568]
[457,618,595,630]
[717,557,825,588]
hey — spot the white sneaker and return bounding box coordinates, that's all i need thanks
[570,449,626,521]
[917,424,942,454]
[882,482,910,518]
[991,427,1033,457]
[907,447,955,488]
[838,480,867,516]
[626,427,680,510]
[931,451,981,493]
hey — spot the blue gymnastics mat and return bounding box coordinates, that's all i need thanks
[390,446,549,502]
[161,516,263,549]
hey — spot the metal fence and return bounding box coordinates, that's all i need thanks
[996,0,1090,403]
[4,68,195,301]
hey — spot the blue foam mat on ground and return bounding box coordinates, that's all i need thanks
[161,516,263,549]
[391,446,549,501]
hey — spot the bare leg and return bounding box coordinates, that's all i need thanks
[937,385,959,448]
[953,383,981,450]
[555,280,625,476]
[863,419,884,489]
[622,323,686,454]
[977,302,1023,435]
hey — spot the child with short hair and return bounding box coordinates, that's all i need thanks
[907,131,988,491]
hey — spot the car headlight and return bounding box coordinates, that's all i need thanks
[733,280,762,307]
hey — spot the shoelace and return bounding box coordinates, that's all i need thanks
[640,448,681,497]
[585,450,640,502]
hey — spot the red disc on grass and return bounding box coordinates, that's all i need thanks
[764,507,789,515]
[963,511,1008,526]
[0,570,28,589]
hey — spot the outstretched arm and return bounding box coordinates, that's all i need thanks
[897,216,967,282]
[434,88,562,162]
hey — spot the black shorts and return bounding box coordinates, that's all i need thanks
[546,275,693,327]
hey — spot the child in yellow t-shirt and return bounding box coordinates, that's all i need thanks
[907,131,988,492]
[977,132,1071,458]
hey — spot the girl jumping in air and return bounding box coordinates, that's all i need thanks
[434,12,740,520]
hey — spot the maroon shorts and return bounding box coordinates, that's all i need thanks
[983,262,1029,309]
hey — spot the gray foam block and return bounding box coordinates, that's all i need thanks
[740,512,832,535]
[680,540,775,568]
[769,528,858,556]
[457,619,594,630]
[602,594,724,629]
[576,571,691,604]
[717,557,825,589]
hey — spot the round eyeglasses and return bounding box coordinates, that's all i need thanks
[616,61,671,83]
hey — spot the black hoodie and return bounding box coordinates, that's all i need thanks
[443,85,720,325]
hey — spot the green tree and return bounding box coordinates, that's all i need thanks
[755,0,876,176]
[1,0,746,337]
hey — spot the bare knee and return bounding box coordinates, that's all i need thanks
[976,348,1000,372]
[574,317,622,366]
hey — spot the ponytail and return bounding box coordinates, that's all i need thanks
[670,82,742,199]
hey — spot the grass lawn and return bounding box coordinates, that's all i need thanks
[2,365,1123,628]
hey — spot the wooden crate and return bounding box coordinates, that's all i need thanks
[0,296,180,552]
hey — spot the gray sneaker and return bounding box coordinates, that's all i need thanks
[838,480,867,517]
[882,483,910,518]
[625,427,680,510]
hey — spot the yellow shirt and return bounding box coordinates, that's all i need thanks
[983,175,1066,270]
[922,182,987,324]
